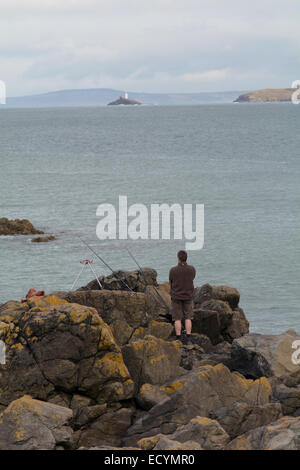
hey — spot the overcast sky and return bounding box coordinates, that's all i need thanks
[1,0,299,96]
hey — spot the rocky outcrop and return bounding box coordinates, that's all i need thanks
[108,96,141,106]
[0,268,298,451]
[0,218,44,236]
[123,364,272,445]
[0,396,73,450]
[0,295,134,408]
[31,235,56,243]
[227,416,300,450]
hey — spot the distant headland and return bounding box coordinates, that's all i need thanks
[108,92,141,106]
[234,88,297,103]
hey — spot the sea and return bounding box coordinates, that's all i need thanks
[0,104,299,334]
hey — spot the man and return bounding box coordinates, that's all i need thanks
[169,250,196,344]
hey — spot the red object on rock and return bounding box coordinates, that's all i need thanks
[21,288,45,303]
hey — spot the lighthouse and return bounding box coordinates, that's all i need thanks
[125,92,128,100]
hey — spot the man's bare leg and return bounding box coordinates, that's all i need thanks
[174,320,182,337]
[185,319,192,335]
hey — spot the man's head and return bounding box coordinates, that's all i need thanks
[177,250,187,264]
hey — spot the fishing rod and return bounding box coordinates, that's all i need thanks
[124,246,170,313]
[69,228,135,293]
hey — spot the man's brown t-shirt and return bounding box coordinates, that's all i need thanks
[169,263,196,301]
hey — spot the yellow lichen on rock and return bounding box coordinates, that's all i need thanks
[138,435,160,450]
[161,379,184,394]
[98,352,130,379]
[150,354,166,364]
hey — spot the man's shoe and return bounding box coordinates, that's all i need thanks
[185,335,193,346]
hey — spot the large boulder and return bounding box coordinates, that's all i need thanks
[193,284,249,344]
[194,284,240,309]
[0,217,44,236]
[56,290,153,346]
[123,364,272,445]
[231,330,300,380]
[227,416,300,450]
[122,336,182,391]
[0,396,73,450]
[0,295,134,409]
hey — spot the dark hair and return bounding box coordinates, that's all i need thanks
[177,250,187,262]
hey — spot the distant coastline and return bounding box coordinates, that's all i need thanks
[234,88,297,103]
[1,88,243,108]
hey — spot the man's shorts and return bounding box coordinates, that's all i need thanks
[171,299,194,322]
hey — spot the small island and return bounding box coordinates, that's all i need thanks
[234,88,297,103]
[108,92,141,106]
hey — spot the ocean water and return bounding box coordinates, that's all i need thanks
[0,104,299,334]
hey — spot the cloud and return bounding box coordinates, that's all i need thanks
[0,0,299,95]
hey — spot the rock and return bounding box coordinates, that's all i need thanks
[231,330,300,380]
[31,235,56,243]
[137,417,229,450]
[145,283,171,321]
[269,377,300,417]
[151,436,203,451]
[0,395,73,450]
[192,309,222,345]
[80,446,140,450]
[180,339,232,371]
[78,268,158,292]
[138,434,203,450]
[123,364,272,445]
[122,336,182,391]
[0,295,134,409]
[212,402,282,438]
[193,284,249,344]
[108,96,141,106]
[194,284,240,309]
[227,416,300,450]
[130,320,173,342]
[225,307,249,341]
[137,384,169,410]
[71,395,107,428]
[0,218,44,236]
[56,290,152,346]
[75,406,134,448]
[163,416,229,450]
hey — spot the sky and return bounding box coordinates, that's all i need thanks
[0,0,300,96]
